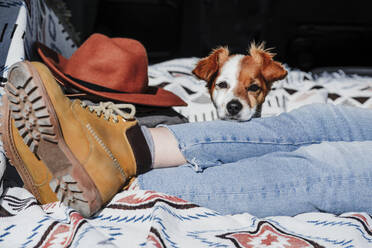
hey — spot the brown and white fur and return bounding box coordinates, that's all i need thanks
[192,43,287,121]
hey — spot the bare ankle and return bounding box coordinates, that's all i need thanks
[149,127,187,168]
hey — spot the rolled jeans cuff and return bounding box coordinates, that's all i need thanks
[157,124,220,172]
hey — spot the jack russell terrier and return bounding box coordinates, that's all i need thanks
[192,43,287,121]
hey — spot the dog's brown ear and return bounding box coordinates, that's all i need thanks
[262,60,287,84]
[249,43,287,85]
[192,47,229,87]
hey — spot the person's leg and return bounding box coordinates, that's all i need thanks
[149,127,186,168]
[150,104,372,171]
[138,140,372,217]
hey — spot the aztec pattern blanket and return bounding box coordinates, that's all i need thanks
[1,1,372,247]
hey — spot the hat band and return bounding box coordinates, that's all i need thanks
[66,75,126,93]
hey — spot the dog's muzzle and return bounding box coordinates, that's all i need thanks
[226,100,243,116]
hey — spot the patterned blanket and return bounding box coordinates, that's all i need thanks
[1,1,372,247]
[2,185,372,247]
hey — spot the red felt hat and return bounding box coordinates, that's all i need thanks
[36,33,187,107]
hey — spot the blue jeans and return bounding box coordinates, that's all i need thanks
[138,104,372,217]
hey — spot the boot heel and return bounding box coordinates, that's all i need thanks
[49,174,89,213]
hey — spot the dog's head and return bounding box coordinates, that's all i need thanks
[192,43,287,121]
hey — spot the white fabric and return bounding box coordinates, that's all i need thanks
[1,187,372,247]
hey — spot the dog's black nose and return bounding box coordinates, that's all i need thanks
[226,100,243,115]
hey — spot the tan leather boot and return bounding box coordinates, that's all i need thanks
[5,61,152,217]
[1,95,58,204]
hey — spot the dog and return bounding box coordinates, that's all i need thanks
[192,43,287,121]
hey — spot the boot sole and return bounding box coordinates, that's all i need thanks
[1,95,43,201]
[5,61,102,217]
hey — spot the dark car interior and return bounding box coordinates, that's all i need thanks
[64,0,372,74]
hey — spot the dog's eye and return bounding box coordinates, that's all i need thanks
[246,84,261,92]
[216,81,228,89]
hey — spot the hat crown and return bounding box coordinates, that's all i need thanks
[63,33,148,93]
[37,33,187,107]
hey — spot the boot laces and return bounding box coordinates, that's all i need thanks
[81,101,136,122]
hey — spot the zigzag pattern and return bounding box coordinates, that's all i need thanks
[95,206,219,224]
[187,231,229,248]
[0,64,9,74]
[0,1,24,8]
[307,218,372,242]
[1,195,37,212]
[0,224,15,243]
[267,218,364,246]
[19,216,51,248]
[150,216,179,248]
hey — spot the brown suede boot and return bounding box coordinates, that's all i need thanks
[1,95,58,204]
[5,61,152,217]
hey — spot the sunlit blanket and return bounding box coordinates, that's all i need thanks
[2,185,372,247]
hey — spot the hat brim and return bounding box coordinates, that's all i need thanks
[36,42,187,107]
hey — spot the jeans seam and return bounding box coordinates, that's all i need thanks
[181,139,348,150]
[170,176,372,197]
